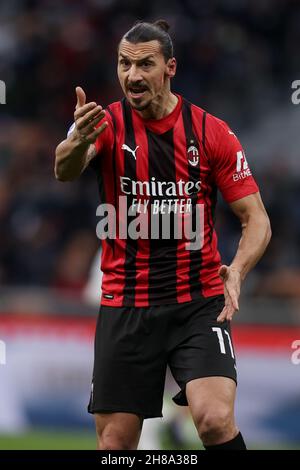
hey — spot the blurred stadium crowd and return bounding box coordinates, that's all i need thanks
[1,0,300,298]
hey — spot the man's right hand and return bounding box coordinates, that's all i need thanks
[73,86,108,145]
[54,86,108,181]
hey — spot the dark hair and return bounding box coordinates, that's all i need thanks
[121,20,173,62]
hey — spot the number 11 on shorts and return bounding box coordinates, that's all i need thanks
[212,327,235,359]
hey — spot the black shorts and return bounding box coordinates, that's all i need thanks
[88,294,237,419]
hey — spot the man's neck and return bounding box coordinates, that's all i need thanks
[135,91,178,120]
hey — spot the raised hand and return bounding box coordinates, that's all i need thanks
[73,86,108,144]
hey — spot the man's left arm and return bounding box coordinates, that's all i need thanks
[217,191,272,322]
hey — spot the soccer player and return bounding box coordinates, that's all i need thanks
[55,20,271,450]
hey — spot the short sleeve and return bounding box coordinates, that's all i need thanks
[208,117,259,203]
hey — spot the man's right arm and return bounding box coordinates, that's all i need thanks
[54,86,108,181]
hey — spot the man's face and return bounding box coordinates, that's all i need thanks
[117,39,176,111]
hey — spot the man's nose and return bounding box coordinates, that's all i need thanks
[128,65,143,83]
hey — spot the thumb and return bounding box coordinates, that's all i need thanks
[218,265,229,281]
[76,86,86,109]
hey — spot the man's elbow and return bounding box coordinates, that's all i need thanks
[54,146,66,181]
[54,156,78,182]
[259,212,272,248]
[248,211,272,247]
[54,167,77,182]
[54,162,69,182]
[54,143,73,182]
[265,215,272,245]
[55,171,69,182]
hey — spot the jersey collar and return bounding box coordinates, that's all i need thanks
[130,94,182,134]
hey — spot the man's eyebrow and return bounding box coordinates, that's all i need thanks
[119,53,155,61]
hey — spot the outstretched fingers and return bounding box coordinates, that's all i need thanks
[73,86,108,144]
[87,121,109,142]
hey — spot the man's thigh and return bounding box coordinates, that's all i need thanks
[186,376,238,445]
[168,295,237,406]
[186,376,236,415]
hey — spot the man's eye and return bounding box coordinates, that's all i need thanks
[142,62,152,67]
[120,60,130,66]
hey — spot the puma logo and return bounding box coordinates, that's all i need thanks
[121,144,139,160]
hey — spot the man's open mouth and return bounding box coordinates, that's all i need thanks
[128,86,148,99]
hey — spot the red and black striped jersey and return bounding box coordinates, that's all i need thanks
[90,95,259,307]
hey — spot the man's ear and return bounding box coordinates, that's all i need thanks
[166,57,177,78]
